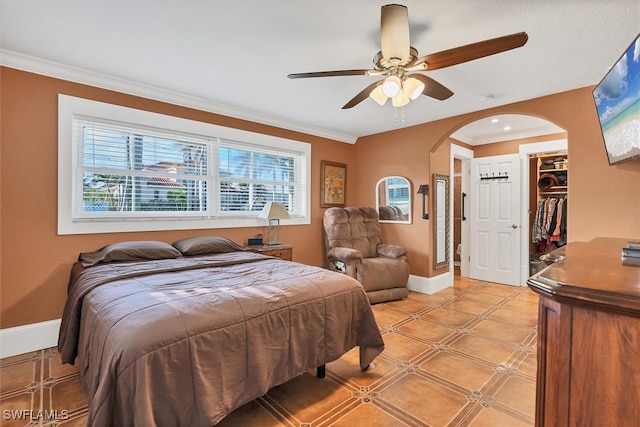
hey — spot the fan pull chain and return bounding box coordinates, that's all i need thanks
[394,106,406,123]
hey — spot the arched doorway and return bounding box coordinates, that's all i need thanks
[447,114,567,285]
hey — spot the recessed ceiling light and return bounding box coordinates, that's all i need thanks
[480,94,495,102]
[503,125,512,131]
[490,118,499,123]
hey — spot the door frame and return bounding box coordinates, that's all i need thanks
[451,139,567,285]
[517,139,567,284]
[450,144,473,279]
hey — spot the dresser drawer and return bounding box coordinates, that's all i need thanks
[263,248,292,261]
[246,245,293,261]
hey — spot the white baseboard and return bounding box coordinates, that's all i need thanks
[0,319,61,359]
[407,272,453,295]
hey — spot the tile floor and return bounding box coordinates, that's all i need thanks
[0,275,539,426]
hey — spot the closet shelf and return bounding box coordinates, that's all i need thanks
[539,191,568,196]
[538,169,568,174]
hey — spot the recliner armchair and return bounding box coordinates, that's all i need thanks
[323,207,409,304]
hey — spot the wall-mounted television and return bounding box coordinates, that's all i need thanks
[592,32,640,165]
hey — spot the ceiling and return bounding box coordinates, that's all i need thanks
[1,1,638,144]
[450,114,565,145]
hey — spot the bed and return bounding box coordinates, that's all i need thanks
[57,237,384,426]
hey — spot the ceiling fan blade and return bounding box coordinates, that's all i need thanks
[380,4,410,63]
[411,74,454,100]
[416,32,529,70]
[342,80,383,109]
[287,70,371,79]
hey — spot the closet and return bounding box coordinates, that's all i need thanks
[530,152,568,260]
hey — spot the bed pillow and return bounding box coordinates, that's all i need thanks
[79,241,181,266]
[172,236,246,256]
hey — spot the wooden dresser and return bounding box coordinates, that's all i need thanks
[527,237,640,426]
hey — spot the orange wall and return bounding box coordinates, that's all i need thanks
[0,68,355,328]
[353,87,640,278]
[2,68,640,329]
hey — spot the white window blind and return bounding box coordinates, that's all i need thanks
[215,139,305,215]
[75,119,210,218]
[59,95,311,234]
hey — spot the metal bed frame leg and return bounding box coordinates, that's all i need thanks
[316,365,326,378]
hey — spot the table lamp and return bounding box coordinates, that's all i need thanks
[258,202,290,245]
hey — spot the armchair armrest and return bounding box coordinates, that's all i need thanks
[327,247,363,263]
[376,244,407,259]
[326,247,362,278]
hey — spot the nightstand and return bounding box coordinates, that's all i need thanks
[246,244,293,261]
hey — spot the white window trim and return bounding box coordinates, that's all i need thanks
[58,94,311,235]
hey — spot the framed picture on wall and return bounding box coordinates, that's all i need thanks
[320,160,347,207]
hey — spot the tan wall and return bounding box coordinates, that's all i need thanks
[2,68,640,329]
[0,68,355,328]
[354,87,640,278]
[351,122,451,277]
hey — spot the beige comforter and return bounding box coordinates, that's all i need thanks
[58,251,384,426]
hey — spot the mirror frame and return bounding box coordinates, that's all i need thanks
[375,176,412,224]
[433,174,450,269]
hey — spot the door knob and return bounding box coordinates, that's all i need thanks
[511,224,519,229]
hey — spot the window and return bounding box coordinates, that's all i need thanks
[216,142,300,214]
[77,121,209,217]
[59,95,310,234]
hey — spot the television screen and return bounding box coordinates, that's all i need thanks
[592,33,640,165]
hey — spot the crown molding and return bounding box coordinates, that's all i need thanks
[0,49,357,144]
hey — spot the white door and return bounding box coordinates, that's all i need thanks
[469,154,521,286]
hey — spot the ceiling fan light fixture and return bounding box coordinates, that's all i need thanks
[382,75,401,98]
[286,4,528,111]
[369,85,388,106]
[392,89,410,107]
[404,77,425,100]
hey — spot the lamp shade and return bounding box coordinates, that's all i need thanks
[392,88,411,107]
[404,76,425,100]
[369,85,388,106]
[258,202,290,220]
[382,75,401,98]
[417,184,428,195]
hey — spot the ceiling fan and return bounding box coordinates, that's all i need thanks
[287,4,528,109]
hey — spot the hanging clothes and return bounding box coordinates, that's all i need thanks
[549,198,564,243]
[532,196,567,252]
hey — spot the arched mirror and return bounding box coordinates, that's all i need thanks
[376,176,412,224]
[433,174,450,269]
